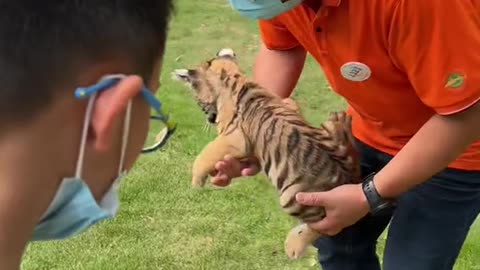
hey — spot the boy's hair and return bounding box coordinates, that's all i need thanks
[0,1,174,125]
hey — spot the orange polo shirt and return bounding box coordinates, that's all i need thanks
[258,0,480,170]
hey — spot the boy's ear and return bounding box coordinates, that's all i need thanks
[90,75,143,152]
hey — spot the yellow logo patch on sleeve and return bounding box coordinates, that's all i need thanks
[444,73,465,89]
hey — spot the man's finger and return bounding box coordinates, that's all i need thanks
[325,229,342,236]
[241,163,260,176]
[308,218,336,234]
[215,161,226,171]
[222,156,244,178]
[295,192,327,206]
[241,168,255,176]
[211,173,231,186]
[212,178,230,187]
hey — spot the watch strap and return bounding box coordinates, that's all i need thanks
[361,172,395,215]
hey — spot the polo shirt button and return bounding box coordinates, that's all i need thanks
[316,27,322,32]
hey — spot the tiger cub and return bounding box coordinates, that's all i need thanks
[172,48,361,259]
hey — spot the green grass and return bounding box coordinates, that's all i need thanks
[22,1,479,269]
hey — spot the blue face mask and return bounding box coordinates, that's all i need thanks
[229,0,303,20]
[30,75,133,241]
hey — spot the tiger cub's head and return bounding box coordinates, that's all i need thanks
[172,48,244,126]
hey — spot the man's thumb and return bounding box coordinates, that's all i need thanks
[295,192,327,206]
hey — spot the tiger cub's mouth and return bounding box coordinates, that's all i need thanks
[207,112,217,124]
[200,104,217,124]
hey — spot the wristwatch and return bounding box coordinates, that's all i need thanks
[361,172,395,216]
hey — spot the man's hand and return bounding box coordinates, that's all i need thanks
[295,184,370,236]
[210,155,261,186]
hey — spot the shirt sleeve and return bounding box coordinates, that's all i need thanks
[388,0,480,115]
[258,18,300,50]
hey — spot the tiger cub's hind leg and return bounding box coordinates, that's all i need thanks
[285,223,322,259]
[192,130,249,187]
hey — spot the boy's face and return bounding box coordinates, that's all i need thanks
[0,54,167,254]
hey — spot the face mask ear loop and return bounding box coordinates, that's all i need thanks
[118,100,132,176]
[75,93,97,179]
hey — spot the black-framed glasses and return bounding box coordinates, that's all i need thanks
[74,76,176,154]
[141,114,176,154]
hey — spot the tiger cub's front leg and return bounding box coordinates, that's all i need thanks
[192,130,249,187]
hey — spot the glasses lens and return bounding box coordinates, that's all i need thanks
[142,116,172,153]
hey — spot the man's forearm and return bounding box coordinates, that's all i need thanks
[374,102,480,198]
[253,44,306,98]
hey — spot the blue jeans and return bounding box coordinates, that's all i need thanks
[314,138,480,270]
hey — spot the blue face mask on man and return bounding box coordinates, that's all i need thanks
[30,75,133,241]
[228,0,303,20]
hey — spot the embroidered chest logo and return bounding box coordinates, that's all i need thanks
[340,62,371,82]
[444,73,465,89]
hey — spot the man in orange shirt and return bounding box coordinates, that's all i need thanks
[211,0,480,269]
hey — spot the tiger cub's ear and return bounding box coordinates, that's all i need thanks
[172,68,197,83]
[216,48,236,59]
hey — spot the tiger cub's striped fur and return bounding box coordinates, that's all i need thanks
[172,48,361,259]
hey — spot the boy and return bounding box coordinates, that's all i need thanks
[0,1,173,269]
[213,0,480,269]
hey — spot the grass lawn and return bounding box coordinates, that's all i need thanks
[22,1,479,269]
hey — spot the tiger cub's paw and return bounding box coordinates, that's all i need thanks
[191,175,208,188]
[327,111,346,121]
[328,111,352,128]
[284,223,310,260]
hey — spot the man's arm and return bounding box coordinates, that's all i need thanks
[295,86,480,236]
[253,43,306,98]
[375,0,480,197]
[375,102,480,198]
